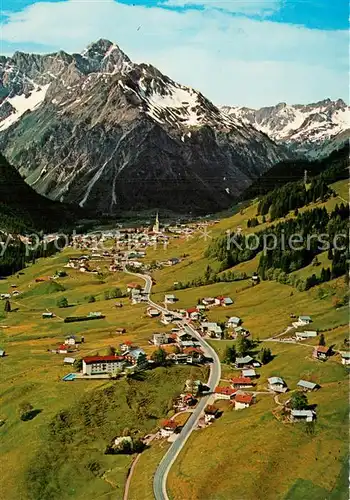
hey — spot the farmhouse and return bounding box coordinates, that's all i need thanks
[291,409,316,422]
[82,355,125,375]
[235,393,254,410]
[64,335,82,345]
[202,297,216,306]
[227,316,242,328]
[297,380,319,391]
[127,283,142,292]
[214,386,237,400]
[235,355,253,368]
[298,315,312,325]
[268,376,287,393]
[231,377,254,388]
[313,346,331,360]
[164,294,177,304]
[160,419,177,438]
[42,312,54,319]
[242,368,257,378]
[147,308,161,318]
[63,357,75,365]
[296,330,318,340]
[340,351,350,365]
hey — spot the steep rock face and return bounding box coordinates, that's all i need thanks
[222,99,349,158]
[0,39,287,215]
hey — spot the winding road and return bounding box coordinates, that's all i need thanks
[123,268,221,500]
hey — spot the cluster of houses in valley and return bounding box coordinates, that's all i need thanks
[150,330,207,365]
[49,335,84,360]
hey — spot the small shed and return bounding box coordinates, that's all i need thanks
[63,357,75,365]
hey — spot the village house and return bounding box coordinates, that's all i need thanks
[63,357,75,365]
[290,409,316,422]
[127,282,142,293]
[297,380,319,391]
[268,376,288,393]
[42,312,55,319]
[64,335,82,346]
[161,311,175,325]
[147,307,161,318]
[200,322,222,338]
[120,341,135,353]
[214,386,237,400]
[340,351,350,365]
[196,304,206,313]
[298,315,312,325]
[160,419,178,438]
[153,332,169,346]
[242,368,257,378]
[164,294,177,304]
[185,308,201,321]
[221,297,233,307]
[235,355,254,369]
[231,377,254,389]
[82,355,125,375]
[296,330,318,340]
[183,347,204,364]
[227,316,242,328]
[235,393,254,410]
[313,345,331,361]
[126,348,146,365]
[202,297,216,306]
[171,353,188,364]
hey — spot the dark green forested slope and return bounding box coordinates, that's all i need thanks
[0,153,82,232]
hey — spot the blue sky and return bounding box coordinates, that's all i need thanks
[1,0,348,106]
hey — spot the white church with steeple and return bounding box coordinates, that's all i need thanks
[152,212,160,233]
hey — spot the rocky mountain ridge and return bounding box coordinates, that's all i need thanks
[222,99,349,158]
[0,39,288,215]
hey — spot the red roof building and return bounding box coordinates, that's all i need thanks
[231,377,253,387]
[214,386,237,399]
[235,393,253,405]
[82,355,125,364]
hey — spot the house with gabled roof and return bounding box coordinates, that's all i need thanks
[268,376,287,393]
[235,355,253,368]
[235,393,254,410]
[313,345,331,360]
[231,377,254,388]
[297,380,319,391]
[291,409,316,422]
[214,386,237,400]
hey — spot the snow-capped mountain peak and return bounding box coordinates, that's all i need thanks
[222,99,349,157]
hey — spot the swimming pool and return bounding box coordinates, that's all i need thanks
[62,373,76,381]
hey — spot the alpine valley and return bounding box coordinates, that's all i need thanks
[0,39,348,216]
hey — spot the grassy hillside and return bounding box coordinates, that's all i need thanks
[0,177,348,500]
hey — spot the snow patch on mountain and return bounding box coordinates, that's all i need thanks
[0,84,50,131]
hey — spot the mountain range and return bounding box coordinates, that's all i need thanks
[0,39,348,216]
[222,99,349,158]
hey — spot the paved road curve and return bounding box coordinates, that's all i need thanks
[123,269,221,500]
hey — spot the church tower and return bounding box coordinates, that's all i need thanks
[153,212,160,233]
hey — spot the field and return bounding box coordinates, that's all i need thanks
[0,249,208,500]
[0,178,348,500]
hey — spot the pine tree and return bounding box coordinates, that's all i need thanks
[319,333,326,346]
[4,300,11,313]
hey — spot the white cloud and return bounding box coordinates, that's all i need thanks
[165,0,282,15]
[1,0,348,107]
